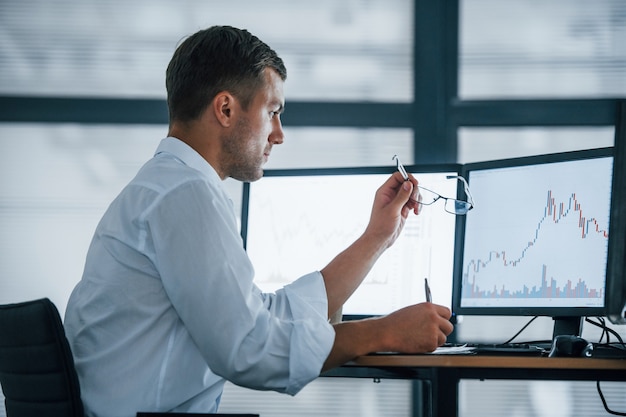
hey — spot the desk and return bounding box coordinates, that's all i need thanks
[322,355,626,417]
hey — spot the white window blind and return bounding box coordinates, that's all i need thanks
[460,0,626,98]
[0,0,413,102]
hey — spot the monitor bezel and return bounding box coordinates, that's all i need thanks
[452,146,615,320]
[605,101,626,325]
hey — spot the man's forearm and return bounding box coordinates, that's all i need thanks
[320,232,388,317]
[322,318,388,372]
[322,302,454,372]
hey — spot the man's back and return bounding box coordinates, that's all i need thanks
[64,139,230,415]
[64,137,334,417]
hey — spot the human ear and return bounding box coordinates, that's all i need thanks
[213,92,234,127]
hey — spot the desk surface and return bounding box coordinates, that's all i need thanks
[323,354,626,417]
[348,353,626,370]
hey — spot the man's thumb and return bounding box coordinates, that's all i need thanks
[395,180,413,206]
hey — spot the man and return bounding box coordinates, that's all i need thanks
[64,25,453,416]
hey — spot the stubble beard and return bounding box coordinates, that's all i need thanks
[222,118,266,183]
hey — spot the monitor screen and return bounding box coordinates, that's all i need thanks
[242,164,460,317]
[453,147,614,327]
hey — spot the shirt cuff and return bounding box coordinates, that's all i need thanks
[280,271,335,394]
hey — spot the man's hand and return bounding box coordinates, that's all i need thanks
[322,303,453,371]
[376,303,453,353]
[364,171,420,250]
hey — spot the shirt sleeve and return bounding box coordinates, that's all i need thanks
[146,179,335,395]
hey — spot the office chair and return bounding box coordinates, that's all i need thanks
[0,298,258,417]
[0,298,84,417]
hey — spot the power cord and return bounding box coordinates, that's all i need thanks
[502,316,539,344]
[501,316,626,415]
[597,381,626,416]
[585,317,626,416]
[585,317,625,345]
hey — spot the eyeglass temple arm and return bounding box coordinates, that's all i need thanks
[446,175,475,206]
[392,155,409,181]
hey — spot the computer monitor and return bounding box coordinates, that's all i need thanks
[452,147,614,337]
[606,101,626,325]
[241,164,461,318]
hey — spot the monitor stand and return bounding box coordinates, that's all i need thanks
[552,316,583,338]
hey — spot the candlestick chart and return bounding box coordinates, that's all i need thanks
[459,156,612,309]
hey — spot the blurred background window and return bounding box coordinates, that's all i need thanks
[460,0,626,98]
[458,126,615,163]
[0,0,413,102]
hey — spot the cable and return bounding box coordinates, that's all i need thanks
[585,317,610,343]
[585,317,626,346]
[597,381,626,416]
[502,316,538,344]
[584,317,626,415]
[490,316,626,415]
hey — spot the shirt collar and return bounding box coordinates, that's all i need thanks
[154,137,221,183]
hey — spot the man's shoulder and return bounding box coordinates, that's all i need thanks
[134,155,208,191]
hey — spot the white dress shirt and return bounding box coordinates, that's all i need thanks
[64,137,335,417]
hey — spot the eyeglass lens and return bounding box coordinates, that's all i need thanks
[445,199,473,215]
[417,186,472,215]
[417,187,440,205]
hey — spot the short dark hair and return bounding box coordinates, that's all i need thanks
[166,25,287,123]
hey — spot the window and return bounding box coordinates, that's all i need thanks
[458,126,614,163]
[0,0,413,102]
[460,0,626,98]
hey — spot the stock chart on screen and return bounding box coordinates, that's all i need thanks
[244,168,459,316]
[459,154,613,309]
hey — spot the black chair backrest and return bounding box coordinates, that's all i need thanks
[0,298,84,417]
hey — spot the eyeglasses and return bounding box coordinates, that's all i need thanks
[418,177,474,215]
[392,155,475,215]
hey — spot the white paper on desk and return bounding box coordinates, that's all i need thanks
[429,345,476,355]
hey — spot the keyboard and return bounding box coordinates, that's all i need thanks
[441,342,546,356]
[370,343,548,356]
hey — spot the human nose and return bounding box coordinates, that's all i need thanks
[270,116,284,144]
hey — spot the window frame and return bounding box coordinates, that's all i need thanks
[0,0,621,165]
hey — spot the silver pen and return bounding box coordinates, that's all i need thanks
[424,278,432,303]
